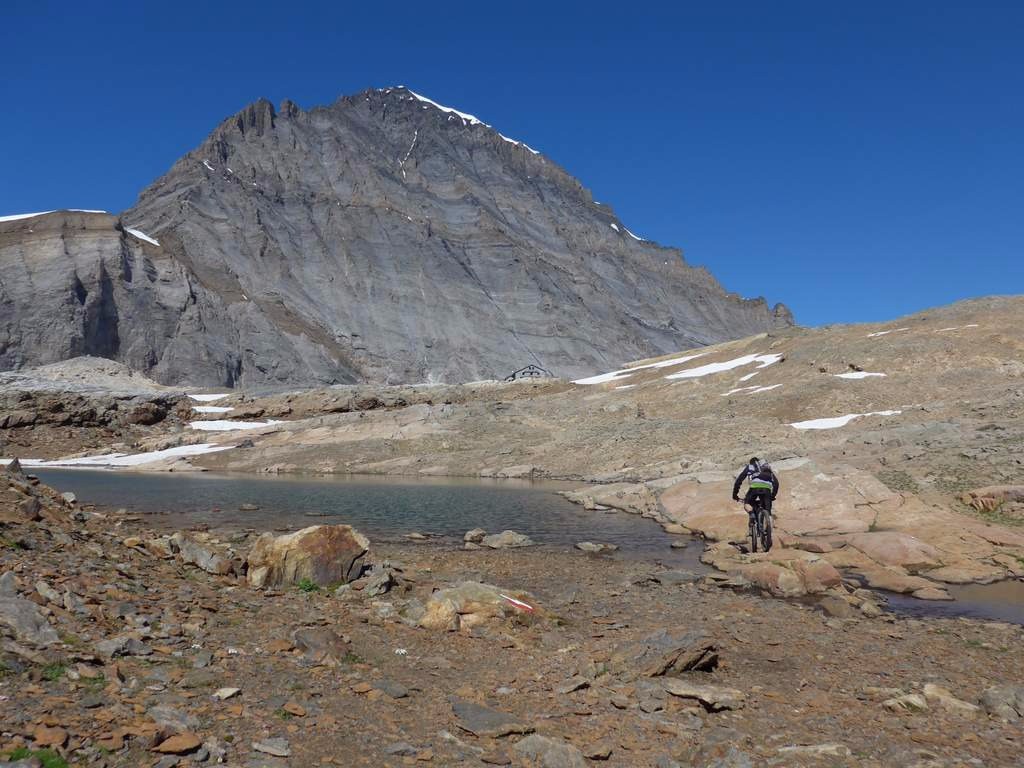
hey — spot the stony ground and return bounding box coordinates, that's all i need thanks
[3,296,1024,766]
[2,467,1024,768]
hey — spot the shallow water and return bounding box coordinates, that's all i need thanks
[35,469,699,566]
[32,469,1024,623]
[882,579,1024,625]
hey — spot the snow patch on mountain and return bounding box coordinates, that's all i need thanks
[790,410,902,430]
[125,228,160,246]
[573,352,707,385]
[664,353,783,381]
[0,210,107,223]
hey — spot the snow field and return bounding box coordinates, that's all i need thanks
[0,443,234,468]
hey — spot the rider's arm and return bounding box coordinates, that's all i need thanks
[770,472,779,500]
[732,469,745,500]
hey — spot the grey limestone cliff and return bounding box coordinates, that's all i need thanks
[1,87,791,387]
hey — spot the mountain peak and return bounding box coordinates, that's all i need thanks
[0,86,792,388]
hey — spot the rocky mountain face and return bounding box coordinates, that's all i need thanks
[1,87,791,387]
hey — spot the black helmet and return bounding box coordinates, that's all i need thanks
[749,457,760,466]
[760,460,772,471]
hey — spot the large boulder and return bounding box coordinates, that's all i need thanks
[246,525,369,588]
[420,581,538,632]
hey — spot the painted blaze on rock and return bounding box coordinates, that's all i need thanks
[247,525,369,588]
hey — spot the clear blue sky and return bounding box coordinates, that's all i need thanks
[2,1,1021,326]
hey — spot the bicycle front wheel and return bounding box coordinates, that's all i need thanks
[761,512,773,552]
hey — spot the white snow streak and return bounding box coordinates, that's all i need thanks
[738,371,760,382]
[790,410,902,431]
[125,228,160,246]
[192,405,234,414]
[610,223,620,232]
[406,88,483,125]
[0,443,235,468]
[664,353,783,381]
[866,327,909,338]
[202,160,216,171]
[394,88,540,154]
[188,394,231,402]
[497,132,540,154]
[624,227,644,241]
[0,210,107,222]
[573,352,707,385]
[721,383,783,396]
[937,324,979,332]
[399,129,419,176]
[834,371,887,380]
[188,420,283,432]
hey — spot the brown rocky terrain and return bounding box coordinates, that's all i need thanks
[2,295,1023,766]
[2,464,1024,768]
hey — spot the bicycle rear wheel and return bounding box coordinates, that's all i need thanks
[748,505,759,553]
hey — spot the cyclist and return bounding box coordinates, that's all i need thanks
[732,457,779,517]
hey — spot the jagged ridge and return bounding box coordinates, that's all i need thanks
[1,87,792,387]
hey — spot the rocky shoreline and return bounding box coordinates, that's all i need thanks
[3,463,1024,768]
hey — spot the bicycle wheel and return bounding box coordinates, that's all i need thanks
[761,511,773,552]
[748,505,759,553]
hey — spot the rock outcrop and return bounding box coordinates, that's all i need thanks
[1,87,790,387]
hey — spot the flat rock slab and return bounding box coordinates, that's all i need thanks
[451,697,534,737]
[662,679,746,711]
[481,530,535,549]
[252,737,291,757]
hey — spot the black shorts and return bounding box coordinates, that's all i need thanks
[744,489,773,514]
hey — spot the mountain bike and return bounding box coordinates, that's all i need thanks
[741,496,773,553]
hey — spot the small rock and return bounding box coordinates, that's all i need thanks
[480,530,535,549]
[451,697,534,737]
[363,568,395,598]
[282,700,307,716]
[154,732,203,754]
[557,676,590,695]
[213,687,241,701]
[513,734,588,768]
[60,491,77,505]
[239,503,261,511]
[818,595,855,619]
[480,750,512,766]
[374,679,409,699]
[583,743,613,760]
[662,679,745,711]
[575,541,619,554]
[922,684,980,717]
[32,724,68,748]
[385,742,417,756]
[778,744,850,757]
[883,693,928,713]
[252,737,291,757]
[34,580,61,605]
[464,528,487,543]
